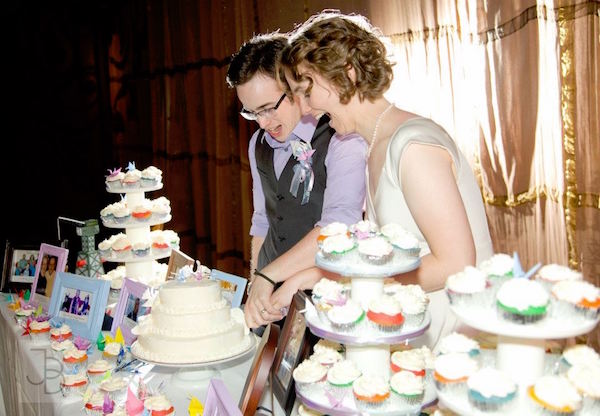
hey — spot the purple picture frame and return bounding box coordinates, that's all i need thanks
[110,278,149,345]
[30,243,69,305]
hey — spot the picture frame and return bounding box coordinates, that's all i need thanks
[30,243,69,304]
[211,269,247,308]
[204,378,242,416]
[1,241,39,293]
[239,323,280,416]
[165,248,194,280]
[48,272,110,340]
[271,292,316,415]
[110,278,150,345]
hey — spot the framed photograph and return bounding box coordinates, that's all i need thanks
[165,248,194,280]
[48,272,110,340]
[211,269,247,308]
[30,243,69,303]
[111,278,150,345]
[271,292,316,415]
[1,241,39,293]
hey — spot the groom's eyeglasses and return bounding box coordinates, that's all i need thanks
[240,93,287,121]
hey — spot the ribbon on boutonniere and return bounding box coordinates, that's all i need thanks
[289,140,315,205]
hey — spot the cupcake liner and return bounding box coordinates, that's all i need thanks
[497,303,547,324]
[326,381,354,398]
[330,312,365,333]
[393,246,421,257]
[391,387,424,405]
[468,389,516,412]
[141,178,158,187]
[359,251,393,266]
[106,181,122,191]
[123,181,140,189]
[295,380,324,396]
[368,319,403,333]
[61,381,88,397]
[132,248,150,257]
[113,216,131,224]
[62,360,88,373]
[402,312,425,327]
[434,376,468,394]
[353,394,389,411]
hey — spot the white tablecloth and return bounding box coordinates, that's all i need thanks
[0,298,288,416]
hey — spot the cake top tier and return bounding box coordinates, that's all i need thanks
[158,279,221,307]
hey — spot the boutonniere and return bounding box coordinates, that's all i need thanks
[289,140,316,205]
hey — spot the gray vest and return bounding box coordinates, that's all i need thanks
[255,116,334,269]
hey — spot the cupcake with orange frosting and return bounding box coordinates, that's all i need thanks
[352,374,390,410]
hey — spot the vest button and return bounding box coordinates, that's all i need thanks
[278,236,287,242]
[276,216,283,221]
[277,194,284,201]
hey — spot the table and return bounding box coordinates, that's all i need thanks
[0,298,288,416]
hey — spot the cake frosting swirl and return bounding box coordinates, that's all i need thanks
[566,364,600,398]
[537,264,583,282]
[496,278,549,311]
[532,376,581,411]
[293,359,328,383]
[326,360,361,385]
[446,266,488,294]
[390,370,424,395]
[438,332,480,355]
[479,253,514,277]
[352,374,389,397]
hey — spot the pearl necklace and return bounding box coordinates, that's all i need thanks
[367,102,395,159]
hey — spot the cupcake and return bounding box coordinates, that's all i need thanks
[51,338,75,360]
[349,220,378,240]
[313,339,344,355]
[437,332,480,357]
[317,222,349,247]
[311,278,347,322]
[528,375,581,415]
[151,200,171,221]
[352,374,390,410]
[122,167,142,188]
[100,204,115,224]
[151,234,170,254]
[357,236,394,265]
[445,266,490,307]
[326,359,361,396]
[467,368,517,412]
[15,307,34,326]
[366,296,404,332]
[60,370,88,397]
[391,285,428,326]
[143,395,175,416]
[100,376,129,404]
[292,359,328,394]
[297,404,323,416]
[87,359,115,384]
[29,319,51,343]
[381,223,421,257]
[496,278,549,324]
[391,349,426,377]
[327,300,365,333]
[97,239,113,259]
[103,342,123,364]
[321,234,356,261]
[551,280,600,320]
[161,230,180,248]
[390,370,425,405]
[561,344,600,369]
[433,353,478,392]
[479,253,514,287]
[131,202,152,222]
[50,324,73,341]
[85,392,114,416]
[309,348,343,368]
[566,364,600,414]
[536,264,583,291]
[62,348,88,372]
[105,168,124,190]
[112,206,131,224]
[111,236,132,259]
[141,166,162,187]
[132,242,151,258]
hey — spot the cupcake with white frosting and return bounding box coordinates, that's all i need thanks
[161,230,180,248]
[132,241,151,258]
[103,342,123,364]
[391,284,429,326]
[309,348,343,368]
[390,370,425,405]
[311,278,347,322]
[381,223,421,257]
[317,222,349,247]
[62,348,88,372]
[496,278,549,324]
[29,319,51,343]
[358,236,393,265]
[15,307,34,326]
[112,206,131,224]
[326,360,361,396]
[60,370,88,396]
[536,264,583,291]
[433,353,478,393]
[122,167,142,188]
[352,374,390,410]
[327,300,365,333]
[87,359,115,384]
[141,166,162,187]
[151,199,171,221]
[321,234,356,261]
[528,375,581,415]
[85,391,114,416]
[566,364,600,414]
[100,376,128,405]
[479,253,514,287]
[467,368,517,412]
[349,220,378,240]
[313,339,344,355]
[143,395,175,416]
[105,168,125,190]
[366,296,404,332]
[50,338,74,360]
[551,280,600,320]
[561,344,600,369]
[437,332,480,357]
[391,349,426,377]
[50,324,72,341]
[445,266,490,307]
[293,359,328,394]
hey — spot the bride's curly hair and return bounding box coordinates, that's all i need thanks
[282,11,393,104]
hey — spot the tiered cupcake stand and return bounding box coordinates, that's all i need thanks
[102,183,172,286]
[437,296,600,415]
[296,251,438,415]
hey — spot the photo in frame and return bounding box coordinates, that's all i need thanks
[48,272,110,340]
[110,278,150,345]
[211,269,247,308]
[165,248,194,280]
[30,243,69,303]
[271,292,317,415]
[1,241,39,293]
